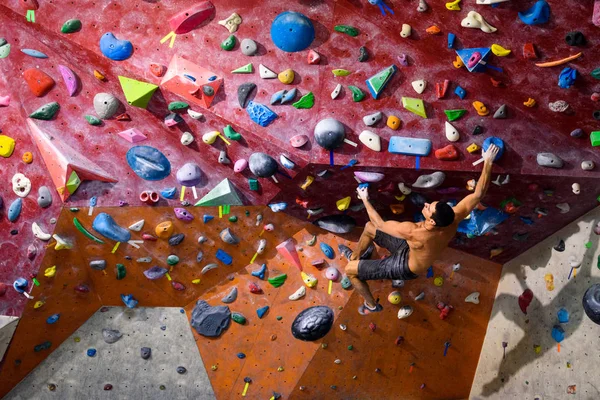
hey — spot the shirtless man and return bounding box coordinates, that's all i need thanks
[344,144,500,316]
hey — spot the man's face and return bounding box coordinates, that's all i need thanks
[423,201,437,222]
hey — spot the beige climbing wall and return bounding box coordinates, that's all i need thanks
[470,206,600,399]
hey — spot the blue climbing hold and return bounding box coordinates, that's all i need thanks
[246,101,277,127]
[21,49,48,58]
[13,278,28,293]
[161,187,177,199]
[454,85,466,99]
[92,213,131,243]
[320,243,334,259]
[46,313,60,324]
[203,215,214,223]
[558,308,569,323]
[126,146,171,181]
[448,33,455,49]
[87,348,97,357]
[270,89,286,105]
[558,67,577,89]
[426,266,434,278]
[551,324,565,342]
[270,11,315,53]
[216,249,233,265]
[184,74,196,82]
[257,305,269,319]
[121,294,138,308]
[237,352,246,359]
[518,1,550,25]
[268,202,287,212]
[251,264,267,280]
[520,216,534,225]
[8,198,22,222]
[89,196,97,207]
[208,76,217,81]
[99,32,133,61]
[482,137,505,162]
[281,88,297,104]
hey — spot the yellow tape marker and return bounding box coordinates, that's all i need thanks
[250,252,258,264]
[242,382,250,396]
[111,242,120,254]
[219,205,223,218]
[165,272,172,281]
[328,280,332,295]
[218,134,231,146]
[180,186,186,201]
[160,31,177,48]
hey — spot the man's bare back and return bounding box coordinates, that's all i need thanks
[401,219,460,274]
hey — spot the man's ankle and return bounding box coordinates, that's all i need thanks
[365,301,377,310]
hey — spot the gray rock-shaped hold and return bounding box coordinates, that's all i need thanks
[313,215,356,234]
[493,104,507,119]
[221,286,238,303]
[168,233,185,246]
[240,38,258,56]
[412,171,446,189]
[176,163,202,186]
[202,85,214,97]
[537,153,564,169]
[570,128,583,138]
[140,347,151,360]
[93,93,120,119]
[102,328,122,344]
[362,111,382,126]
[314,118,346,150]
[190,300,231,337]
[238,82,256,108]
[219,228,240,244]
[291,306,334,341]
[176,366,187,374]
[583,284,600,325]
[218,150,231,165]
[37,186,52,208]
[90,260,107,271]
[249,152,278,177]
[196,251,204,262]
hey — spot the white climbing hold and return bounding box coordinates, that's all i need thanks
[280,154,295,169]
[461,11,497,33]
[12,173,32,198]
[568,255,582,269]
[397,305,413,319]
[129,220,145,231]
[445,121,460,142]
[556,203,570,213]
[581,160,595,170]
[411,79,427,94]
[359,130,381,152]
[417,0,428,12]
[257,239,267,254]
[331,83,342,99]
[32,222,52,241]
[259,64,277,79]
[465,292,480,304]
[289,286,306,300]
[181,132,194,146]
[363,111,383,126]
[187,109,203,120]
[452,263,461,272]
[400,24,412,38]
[398,183,412,195]
[218,12,242,33]
[201,263,218,274]
[572,183,580,194]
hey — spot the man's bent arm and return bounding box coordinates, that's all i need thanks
[454,147,497,220]
[363,197,385,228]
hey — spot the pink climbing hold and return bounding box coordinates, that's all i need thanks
[276,238,303,271]
[117,128,147,143]
[0,95,10,107]
[169,1,215,34]
[518,289,534,314]
[594,0,600,27]
[58,65,78,97]
[234,159,248,173]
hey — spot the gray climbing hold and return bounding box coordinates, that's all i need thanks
[143,266,168,280]
[93,93,120,119]
[176,163,202,186]
[238,83,256,108]
[570,128,583,138]
[168,233,185,246]
[102,329,122,344]
[37,186,52,208]
[219,228,240,244]
[201,263,218,274]
[314,118,346,150]
[240,38,258,56]
[291,306,334,341]
[176,366,187,374]
[249,152,278,177]
[141,347,151,360]
[536,153,564,169]
[412,171,446,189]
[90,260,107,271]
[313,215,356,234]
[363,111,382,126]
[202,85,214,97]
[358,46,368,62]
[196,251,204,262]
[221,287,238,303]
[493,104,507,119]
[218,150,231,164]
[190,300,231,337]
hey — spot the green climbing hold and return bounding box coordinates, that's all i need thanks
[232,312,246,324]
[276,316,283,321]
[29,102,60,120]
[248,178,259,191]
[61,19,82,33]
[118,76,158,109]
[221,35,236,51]
[585,241,592,249]
[231,63,253,74]
[292,92,314,109]
[332,69,351,77]
[402,97,427,118]
[347,345,353,350]
[348,86,365,102]
[592,68,600,80]
[444,109,467,121]
[245,210,250,216]
[365,65,397,99]
[334,25,359,37]
[228,216,238,223]
[322,343,328,349]
[223,125,242,141]
[85,115,102,126]
[167,255,179,265]
[591,131,600,147]
[597,255,600,270]
[168,101,189,111]
[268,274,287,288]
[116,264,126,280]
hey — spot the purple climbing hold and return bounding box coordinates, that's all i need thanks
[176,163,203,187]
[190,300,231,337]
[143,266,168,280]
[174,208,194,221]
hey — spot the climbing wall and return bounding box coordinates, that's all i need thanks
[470,206,600,399]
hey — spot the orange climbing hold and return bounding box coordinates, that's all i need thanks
[523,98,536,107]
[435,145,459,161]
[472,101,489,116]
[386,115,401,130]
[94,70,106,81]
[22,152,33,164]
[390,204,404,214]
[23,69,55,97]
[453,56,464,69]
[155,221,174,238]
[150,63,166,77]
[490,248,503,258]
[426,25,441,35]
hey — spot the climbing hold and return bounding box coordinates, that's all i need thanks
[536,153,563,169]
[117,128,147,144]
[249,152,278,178]
[411,80,427,95]
[190,300,231,337]
[330,83,342,100]
[251,264,267,280]
[320,242,334,259]
[461,11,497,33]
[446,0,461,10]
[22,49,48,58]
[246,101,277,127]
[400,24,411,38]
[22,152,33,164]
[313,215,356,234]
[565,31,586,46]
[168,101,189,111]
[278,69,295,84]
[84,115,102,126]
[180,132,194,146]
[149,63,166,77]
[221,287,238,304]
[334,25,359,36]
[231,63,253,74]
[435,145,459,161]
[417,0,428,12]
[169,1,215,34]
[167,255,179,266]
[435,80,449,99]
[23,69,55,97]
[290,134,309,148]
[29,102,60,120]
[233,159,248,173]
[143,266,168,280]
[292,306,334,341]
[523,98,536,107]
[301,271,318,288]
[219,12,242,33]
[493,104,507,119]
[58,65,78,97]
[220,35,236,51]
[270,11,315,52]
[155,221,174,239]
[293,92,314,109]
[219,228,240,245]
[426,25,441,35]
[444,122,460,142]
[412,171,445,189]
[491,44,511,57]
[553,239,565,252]
[583,284,600,325]
[119,76,158,109]
[99,32,133,61]
[359,131,381,152]
[289,286,306,301]
[280,155,295,169]
[386,116,401,130]
[238,82,256,108]
[127,146,171,181]
[0,135,15,158]
[358,46,369,62]
[102,329,122,344]
[325,267,340,281]
[176,163,203,187]
[402,97,427,118]
[558,67,577,89]
[169,233,186,246]
[518,1,550,25]
[223,125,241,141]
[140,347,152,360]
[231,312,246,325]
[388,291,402,305]
[61,19,82,33]
[472,101,489,116]
[354,171,384,182]
[46,314,60,324]
[92,213,131,242]
[93,93,120,119]
[465,292,480,304]
[259,64,277,79]
[523,43,537,59]
[36,186,52,209]
[348,86,365,102]
[121,294,138,308]
[397,305,413,319]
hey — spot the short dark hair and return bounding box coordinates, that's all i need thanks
[432,202,455,227]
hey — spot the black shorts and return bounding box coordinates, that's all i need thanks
[357,230,418,281]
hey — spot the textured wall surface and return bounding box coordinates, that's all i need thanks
[471,206,600,399]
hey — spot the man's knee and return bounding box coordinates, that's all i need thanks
[345,261,359,277]
[365,221,377,236]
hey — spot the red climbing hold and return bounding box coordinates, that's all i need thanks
[395,336,404,345]
[150,63,166,77]
[295,198,309,208]
[169,1,215,34]
[142,233,158,241]
[307,50,321,65]
[435,80,449,99]
[249,282,262,294]
[116,113,131,121]
[369,322,376,332]
[523,43,537,60]
[592,93,600,102]
[172,281,185,291]
[74,284,90,293]
[23,69,55,97]
[21,0,39,10]
[490,78,503,88]
[435,145,459,161]
[518,289,533,314]
[437,302,453,320]
[104,384,113,391]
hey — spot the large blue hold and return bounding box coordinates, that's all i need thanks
[270,11,315,53]
[216,249,232,265]
[482,137,505,161]
[246,101,277,127]
[518,1,550,25]
[320,243,334,259]
[126,146,171,181]
[558,67,577,89]
[92,213,131,243]
[8,198,22,222]
[121,294,138,308]
[99,32,133,61]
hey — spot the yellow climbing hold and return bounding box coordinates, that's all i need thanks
[44,265,57,277]
[278,69,295,84]
[34,300,45,309]
[300,176,314,190]
[453,56,464,69]
[490,248,504,258]
[491,44,511,57]
[524,98,536,107]
[467,143,481,153]
[534,344,542,354]
[395,194,406,202]
[93,70,106,81]
[301,271,318,288]
[445,0,461,11]
[336,196,351,211]
[545,273,555,291]
[434,276,444,287]
[192,278,201,284]
[0,135,16,158]
[472,101,490,116]
[332,69,351,77]
[387,291,402,304]
[155,221,174,238]
[202,131,221,145]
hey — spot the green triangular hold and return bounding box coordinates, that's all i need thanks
[365,65,397,99]
[348,86,365,102]
[231,63,253,74]
[66,170,81,194]
[85,115,102,126]
[194,179,243,206]
[118,76,158,109]
[444,109,467,121]
[292,92,314,109]
[30,102,60,120]
[402,97,427,118]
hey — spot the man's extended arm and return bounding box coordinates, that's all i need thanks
[356,186,416,239]
[357,186,384,227]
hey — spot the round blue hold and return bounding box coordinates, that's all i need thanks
[87,348,97,357]
[13,278,28,293]
[482,137,505,161]
[99,32,133,61]
[237,352,246,359]
[270,11,315,53]
[126,146,171,181]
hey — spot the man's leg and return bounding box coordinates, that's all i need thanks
[345,260,377,308]
[349,222,376,261]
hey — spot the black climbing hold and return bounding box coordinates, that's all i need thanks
[169,233,185,246]
[291,306,334,341]
[190,300,231,337]
[358,46,369,62]
[409,192,428,208]
[553,239,565,252]
[313,215,356,234]
[593,110,600,121]
[238,83,256,108]
[565,31,586,46]
[141,347,151,360]
[10,229,17,235]
[176,366,187,374]
[202,85,215,97]
[583,284,600,325]
[472,125,483,135]
[248,152,278,178]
